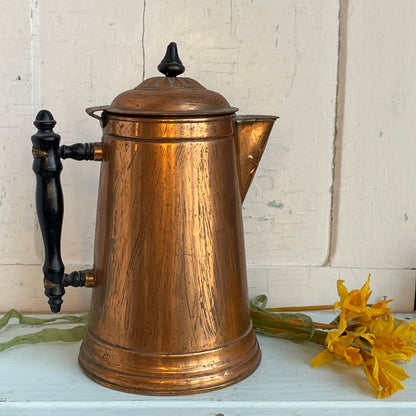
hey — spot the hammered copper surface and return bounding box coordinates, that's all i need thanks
[109,77,238,116]
[78,115,266,394]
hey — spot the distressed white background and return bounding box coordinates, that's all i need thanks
[0,0,415,312]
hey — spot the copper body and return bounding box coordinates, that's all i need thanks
[78,113,275,394]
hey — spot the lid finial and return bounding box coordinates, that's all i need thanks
[158,42,185,77]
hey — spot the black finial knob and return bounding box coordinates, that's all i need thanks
[157,42,185,77]
[34,109,56,130]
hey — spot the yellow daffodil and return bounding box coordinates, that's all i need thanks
[362,350,410,398]
[311,329,363,368]
[362,315,416,360]
[252,277,416,399]
[334,275,391,333]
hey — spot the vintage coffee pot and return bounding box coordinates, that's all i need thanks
[31,43,276,395]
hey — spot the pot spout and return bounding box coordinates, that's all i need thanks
[235,115,277,202]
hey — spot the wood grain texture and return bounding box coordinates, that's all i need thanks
[331,0,416,268]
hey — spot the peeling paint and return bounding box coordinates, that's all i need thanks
[257,215,272,221]
[267,200,284,209]
[404,213,409,221]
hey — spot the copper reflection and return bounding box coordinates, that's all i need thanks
[79,115,259,394]
[78,114,275,395]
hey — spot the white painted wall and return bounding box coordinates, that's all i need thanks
[0,0,415,312]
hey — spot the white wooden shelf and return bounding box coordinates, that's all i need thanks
[0,313,416,415]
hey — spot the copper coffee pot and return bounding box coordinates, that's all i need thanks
[31,43,277,395]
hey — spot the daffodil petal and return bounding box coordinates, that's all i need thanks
[337,280,348,300]
[311,349,334,368]
[363,361,381,393]
[360,274,371,298]
[338,313,347,334]
[381,359,410,382]
[344,347,363,366]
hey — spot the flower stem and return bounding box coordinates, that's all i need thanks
[250,311,337,330]
[267,305,334,312]
[251,316,328,345]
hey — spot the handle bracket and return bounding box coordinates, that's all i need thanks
[59,142,103,161]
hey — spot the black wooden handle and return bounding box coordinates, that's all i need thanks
[31,110,97,313]
[31,110,65,313]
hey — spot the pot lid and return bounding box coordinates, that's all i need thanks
[107,43,238,117]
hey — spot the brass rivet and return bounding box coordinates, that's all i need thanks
[84,269,96,287]
[93,143,103,161]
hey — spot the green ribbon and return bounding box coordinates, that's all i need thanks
[250,295,326,344]
[0,309,89,352]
